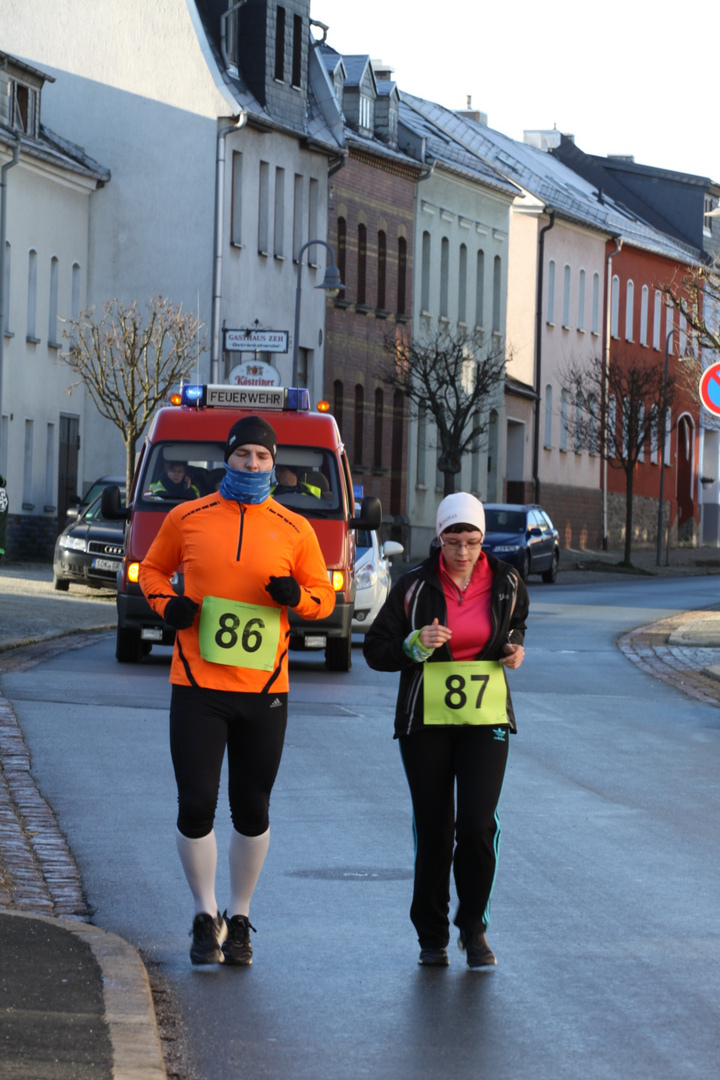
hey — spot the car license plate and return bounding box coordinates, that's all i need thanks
[92,557,120,571]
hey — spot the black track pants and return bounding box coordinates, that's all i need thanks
[170,684,288,839]
[399,724,509,948]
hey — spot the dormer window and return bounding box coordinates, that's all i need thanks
[359,94,373,133]
[10,80,38,137]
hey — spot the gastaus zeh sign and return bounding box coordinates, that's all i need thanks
[699,362,720,417]
[224,328,289,353]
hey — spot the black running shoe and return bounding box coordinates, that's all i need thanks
[418,946,449,966]
[458,928,497,970]
[190,911,227,965]
[222,911,256,966]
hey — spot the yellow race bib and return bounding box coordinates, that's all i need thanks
[423,661,508,726]
[198,597,281,671]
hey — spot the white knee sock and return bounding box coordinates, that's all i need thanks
[176,828,219,916]
[228,827,270,918]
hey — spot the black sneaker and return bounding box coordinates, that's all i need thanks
[222,911,256,966]
[190,911,227,965]
[418,946,449,966]
[458,928,497,970]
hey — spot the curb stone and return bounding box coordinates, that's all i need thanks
[4,909,167,1080]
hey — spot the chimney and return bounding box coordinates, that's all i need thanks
[523,127,574,151]
[371,59,394,82]
[456,95,487,126]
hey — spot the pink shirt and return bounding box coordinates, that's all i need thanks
[439,552,494,661]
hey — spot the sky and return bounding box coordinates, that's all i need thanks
[311,0,719,183]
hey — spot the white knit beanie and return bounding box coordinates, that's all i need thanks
[436,493,486,538]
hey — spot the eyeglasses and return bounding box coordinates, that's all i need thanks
[442,538,483,551]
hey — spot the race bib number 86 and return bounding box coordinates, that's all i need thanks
[423,661,508,726]
[198,597,281,671]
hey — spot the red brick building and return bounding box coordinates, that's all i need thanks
[319,50,421,538]
[604,241,701,546]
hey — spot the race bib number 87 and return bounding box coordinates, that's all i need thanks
[198,597,281,671]
[423,661,508,726]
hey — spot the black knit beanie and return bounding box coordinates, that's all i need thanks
[224,415,278,463]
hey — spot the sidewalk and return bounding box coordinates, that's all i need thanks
[1,551,719,1078]
[0,562,166,1079]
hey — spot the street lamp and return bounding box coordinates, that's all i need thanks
[656,325,676,566]
[292,239,343,387]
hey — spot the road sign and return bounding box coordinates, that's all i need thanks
[224,328,289,353]
[699,362,720,416]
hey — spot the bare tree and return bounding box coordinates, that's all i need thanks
[661,257,720,356]
[379,326,506,496]
[62,297,205,493]
[564,348,691,566]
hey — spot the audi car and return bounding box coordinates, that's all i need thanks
[53,492,126,591]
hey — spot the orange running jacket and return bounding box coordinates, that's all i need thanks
[139,493,336,693]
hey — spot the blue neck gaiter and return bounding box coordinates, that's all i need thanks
[220,463,273,505]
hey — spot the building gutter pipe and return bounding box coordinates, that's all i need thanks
[532,208,555,503]
[0,135,21,454]
[211,113,247,384]
[602,236,623,548]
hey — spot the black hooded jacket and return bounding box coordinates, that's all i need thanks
[363,548,529,737]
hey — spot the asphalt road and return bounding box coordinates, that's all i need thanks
[4,574,720,1080]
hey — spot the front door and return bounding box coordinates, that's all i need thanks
[57,414,80,530]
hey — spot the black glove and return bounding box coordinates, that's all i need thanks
[163,595,200,629]
[265,575,301,607]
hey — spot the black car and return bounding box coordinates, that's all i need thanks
[482,503,560,583]
[53,492,126,591]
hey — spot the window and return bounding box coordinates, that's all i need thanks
[71,263,81,322]
[591,272,600,334]
[308,179,318,258]
[357,225,367,305]
[23,419,34,509]
[231,152,243,246]
[11,80,37,137]
[421,231,431,313]
[562,264,571,327]
[359,95,373,132]
[679,312,687,356]
[373,388,383,467]
[588,393,598,455]
[574,391,583,453]
[475,249,484,327]
[397,236,407,315]
[377,230,386,309]
[666,306,674,354]
[3,242,10,334]
[653,291,662,349]
[560,388,568,451]
[291,13,302,88]
[337,217,346,291]
[577,269,585,330]
[704,196,715,236]
[333,380,343,432]
[637,402,645,462]
[27,249,38,341]
[48,257,59,345]
[274,167,285,257]
[492,256,502,333]
[439,237,449,319]
[353,384,364,463]
[610,274,620,338]
[292,174,303,262]
[275,6,286,82]
[458,244,467,324]
[640,285,649,346]
[44,422,55,510]
[546,259,556,323]
[625,279,634,341]
[416,403,427,487]
[258,161,270,254]
[470,409,480,493]
[608,395,617,458]
[544,383,553,448]
[650,414,658,464]
[664,408,671,462]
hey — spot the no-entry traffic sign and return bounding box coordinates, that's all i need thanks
[699,362,720,416]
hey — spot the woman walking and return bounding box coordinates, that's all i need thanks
[363,493,528,968]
